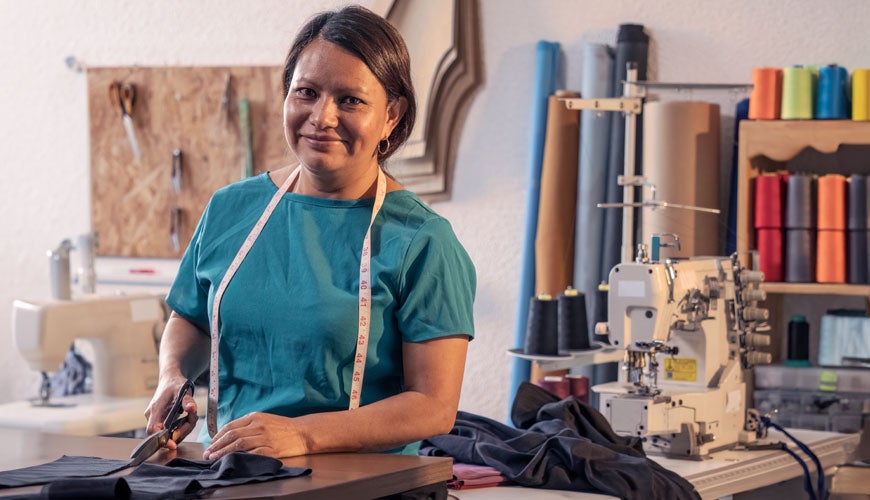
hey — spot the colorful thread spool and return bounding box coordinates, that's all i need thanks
[749,67,783,120]
[781,66,814,119]
[816,174,847,283]
[853,69,870,121]
[816,65,849,119]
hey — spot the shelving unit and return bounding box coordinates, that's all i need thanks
[735,120,870,362]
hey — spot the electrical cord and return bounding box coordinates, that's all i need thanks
[761,415,826,500]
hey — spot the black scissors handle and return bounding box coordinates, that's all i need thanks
[164,379,195,432]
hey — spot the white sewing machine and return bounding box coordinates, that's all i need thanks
[593,252,772,459]
[12,294,167,403]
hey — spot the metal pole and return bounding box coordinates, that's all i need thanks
[621,63,639,263]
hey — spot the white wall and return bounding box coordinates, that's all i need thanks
[1,0,868,422]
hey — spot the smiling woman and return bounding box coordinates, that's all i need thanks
[142,4,476,461]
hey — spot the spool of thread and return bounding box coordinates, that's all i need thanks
[817,230,846,283]
[785,229,815,282]
[566,374,589,403]
[754,173,785,282]
[848,175,869,283]
[523,294,559,355]
[756,228,784,282]
[748,67,783,120]
[786,315,811,367]
[818,174,847,230]
[815,65,849,119]
[781,66,815,119]
[538,375,570,399]
[557,287,591,351]
[785,173,815,229]
[754,173,785,228]
[853,69,870,121]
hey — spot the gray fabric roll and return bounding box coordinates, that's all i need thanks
[785,228,815,283]
[574,43,614,334]
[786,173,815,229]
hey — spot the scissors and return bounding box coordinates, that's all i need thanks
[129,380,195,466]
[109,81,142,161]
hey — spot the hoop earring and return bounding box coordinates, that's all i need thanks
[377,138,390,155]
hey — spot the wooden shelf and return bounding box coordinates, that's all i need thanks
[760,282,870,296]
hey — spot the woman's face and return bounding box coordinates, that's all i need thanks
[284,38,402,176]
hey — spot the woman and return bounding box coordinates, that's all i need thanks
[144,5,475,460]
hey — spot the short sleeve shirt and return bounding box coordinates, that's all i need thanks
[166,173,476,454]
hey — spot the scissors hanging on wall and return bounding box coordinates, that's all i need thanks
[109,81,141,161]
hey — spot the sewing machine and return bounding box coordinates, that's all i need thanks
[593,251,772,459]
[12,294,167,404]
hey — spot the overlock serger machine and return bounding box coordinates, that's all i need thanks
[593,249,772,459]
[12,294,168,404]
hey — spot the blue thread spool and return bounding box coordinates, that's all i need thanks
[815,65,849,119]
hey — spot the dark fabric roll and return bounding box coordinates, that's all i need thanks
[785,229,815,283]
[601,24,649,282]
[848,174,868,230]
[557,290,591,351]
[524,296,559,355]
[726,98,751,254]
[848,230,869,284]
[786,173,815,229]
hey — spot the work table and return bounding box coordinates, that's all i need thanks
[0,429,452,499]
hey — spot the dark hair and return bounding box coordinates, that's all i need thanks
[282,5,416,163]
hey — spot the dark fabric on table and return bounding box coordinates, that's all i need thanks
[0,456,131,488]
[420,382,699,500]
[1,452,310,499]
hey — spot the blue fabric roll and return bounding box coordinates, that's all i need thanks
[510,40,561,415]
[574,43,614,334]
[726,98,750,255]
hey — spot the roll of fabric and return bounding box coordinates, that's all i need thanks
[818,174,847,230]
[602,24,648,274]
[557,288,590,351]
[853,69,870,121]
[748,67,783,120]
[726,98,750,255]
[535,91,580,297]
[816,65,850,119]
[781,66,815,119]
[641,101,720,258]
[574,43,613,333]
[523,295,559,355]
[785,229,815,282]
[511,41,561,410]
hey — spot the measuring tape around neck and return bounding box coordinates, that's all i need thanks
[207,166,387,437]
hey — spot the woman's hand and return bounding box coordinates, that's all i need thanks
[144,376,199,450]
[203,412,307,460]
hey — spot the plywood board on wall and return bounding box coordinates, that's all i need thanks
[88,66,293,258]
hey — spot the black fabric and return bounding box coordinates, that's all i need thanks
[0,456,131,488]
[420,382,699,500]
[0,452,310,499]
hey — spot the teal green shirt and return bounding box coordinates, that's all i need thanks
[166,173,476,454]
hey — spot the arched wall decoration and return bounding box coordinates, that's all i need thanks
[383,0,483,201]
